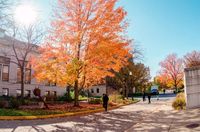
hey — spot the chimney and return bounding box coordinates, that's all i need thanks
[0,28,5,38]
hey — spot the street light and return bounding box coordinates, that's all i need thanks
[129,71,132,76]
[129,71,134,100]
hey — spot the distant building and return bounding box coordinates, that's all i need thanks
[89,85,107,97]
[0,29,65,97]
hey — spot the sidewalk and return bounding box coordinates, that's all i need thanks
[0,98,200,132]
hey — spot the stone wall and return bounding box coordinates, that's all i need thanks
[184,66,200,108]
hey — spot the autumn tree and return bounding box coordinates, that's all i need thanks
[32,0,131,106]
[154,74,172,89]
[107,59,150,97]
[184,50,200,68]
[158,54,184,91]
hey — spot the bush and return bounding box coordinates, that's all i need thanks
[88,98,102,104]
[9,98,21,109]
[33,88,41,96]
[0,100,9,108]
[109,92,123,104]
[46,95,56,102]
[172,93,186,110]
[57,93,73,102]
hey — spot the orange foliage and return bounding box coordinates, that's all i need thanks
[158,54,184,89]
[31,0,131,89]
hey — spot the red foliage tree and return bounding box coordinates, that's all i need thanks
[158,54,184,91]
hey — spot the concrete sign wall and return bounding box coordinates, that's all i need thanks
[184,66,200,108]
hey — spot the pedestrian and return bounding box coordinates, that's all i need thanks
[163,89,166,94]
[142,91,146,101]
[147,92,151,104]
[156,91,159,100]
[102,93,109,111]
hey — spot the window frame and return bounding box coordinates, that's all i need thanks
[25,90,31,97]
[91,89,94,93]
[2,88,9,96]
[16,89,21,97]
[96,88,99,93]
[2,65,9,82]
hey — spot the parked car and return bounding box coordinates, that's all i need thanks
[151,89,159,95]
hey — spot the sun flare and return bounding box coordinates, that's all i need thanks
[14,4,38,26]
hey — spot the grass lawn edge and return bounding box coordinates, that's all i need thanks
[0,100,140,120]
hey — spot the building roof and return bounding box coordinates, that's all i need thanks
[0,28,39,49]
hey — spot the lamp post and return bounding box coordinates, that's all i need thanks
[129,71,133,100]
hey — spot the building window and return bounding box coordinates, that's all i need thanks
[25,90,31,97]
[0,65,2,80]
[51,82,56,86]
[97,88,99,93]
[2,65,9,81]
[45,81,56,86]
[16,89,21,97]
[91,89,94,93]
[0,56,10,64]
[17,67,31,84]
[45,91,50,96]
[2,88,9,96]
[45,81,50,86]
[0,56,10,81]
[25,68,31,84]
[17,67,21,83]
[53,91,57,97]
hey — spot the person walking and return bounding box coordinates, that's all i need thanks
[163,89,166,94]
[156,91,159,100]
[147,92,151,104]
[142,91,146,101]
[103,94,109,111]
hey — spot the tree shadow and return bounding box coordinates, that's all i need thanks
[1,102,200,132]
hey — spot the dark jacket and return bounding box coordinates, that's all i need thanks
[103,94,109,104]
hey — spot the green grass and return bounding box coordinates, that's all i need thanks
[0,109,63,116]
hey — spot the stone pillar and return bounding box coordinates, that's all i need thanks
[184,66,200,108]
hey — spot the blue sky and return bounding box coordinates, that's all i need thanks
[17,0,200,78]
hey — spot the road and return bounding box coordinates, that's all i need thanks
[0,96,200,132]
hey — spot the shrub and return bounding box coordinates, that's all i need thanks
[9,98,21,109]
[46,95,56,102]
[172,93,186,110]
[33,88,41,97]
[88,98,102,104]
[108,101,118,106]
[0,100,9,108]
[22,99,35,105]
[109,92,123,104]
[57,93,73,102]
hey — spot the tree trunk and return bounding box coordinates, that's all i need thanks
[74,80,79,106]
[123,85,126,99]
[39,96,49,109]
[174,84,178,93]
[174,80,178,93]
[67,86,71,99]
[126,88,129,98]
[21,68,24,99]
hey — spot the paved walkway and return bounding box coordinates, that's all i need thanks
[0,98,200,132]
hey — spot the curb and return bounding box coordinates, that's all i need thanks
[0,100,139,120]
